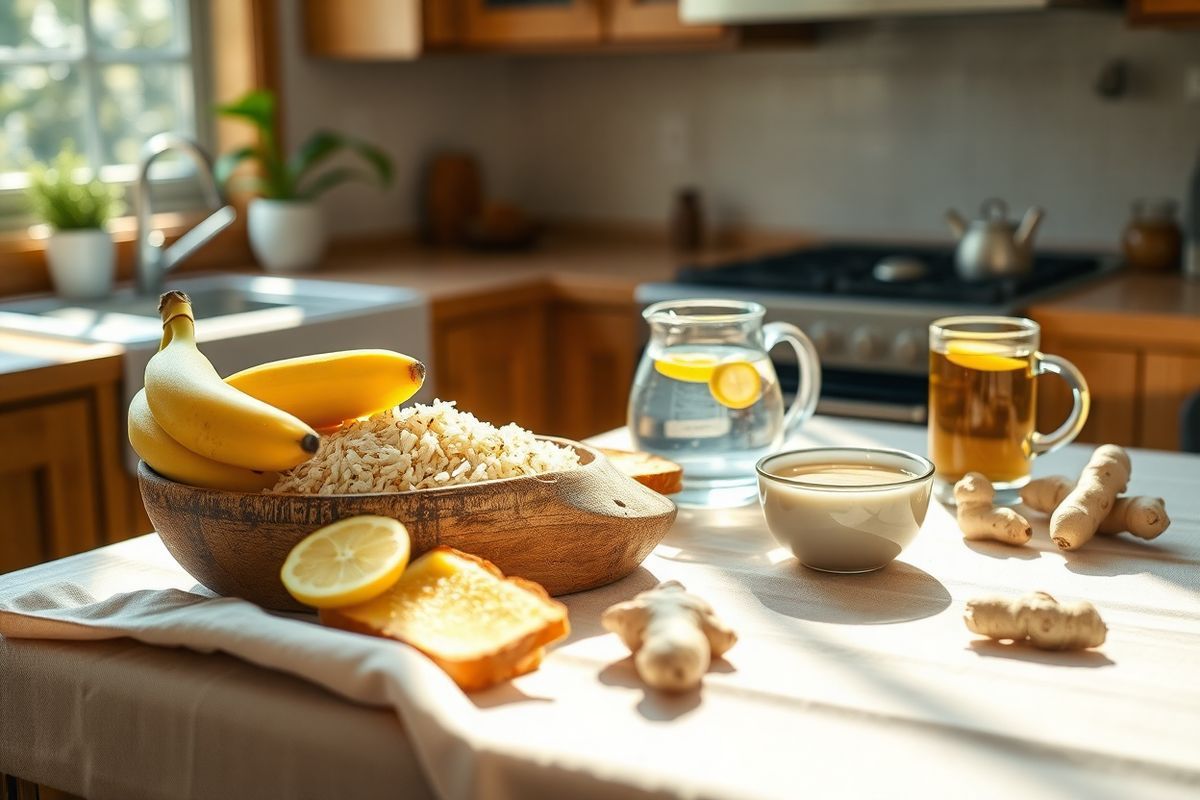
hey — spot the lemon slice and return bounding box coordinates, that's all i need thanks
[654,351,720,383]
[281,515,411,608]
[944,341,1027,372]
[709,361,762,409]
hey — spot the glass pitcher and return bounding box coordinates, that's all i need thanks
[629,299,821,507]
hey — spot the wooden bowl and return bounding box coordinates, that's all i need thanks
[138,439,676,611]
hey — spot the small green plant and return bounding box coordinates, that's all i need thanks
[215,90,392,200]
[26,145,121,230]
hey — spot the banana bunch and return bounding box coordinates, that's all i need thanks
[130,291,426,491]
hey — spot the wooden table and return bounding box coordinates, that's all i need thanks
[1,418,1198,800]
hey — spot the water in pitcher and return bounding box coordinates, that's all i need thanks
[629,343,785,507]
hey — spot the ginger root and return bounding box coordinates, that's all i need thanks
[965,591,1107,650]
[1019,475,1073,513]
[1022,473,1170,542]
[1097,496,1170,539]
[1049,445,1131,551]
[602,580,736,692]
[954,472,1031,546]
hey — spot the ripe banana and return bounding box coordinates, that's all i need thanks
[226,350,426,430]
[144,291,320,471]
[128,389,279,492]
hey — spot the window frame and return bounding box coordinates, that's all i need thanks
[0,0,214,230]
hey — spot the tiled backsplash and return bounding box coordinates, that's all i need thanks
[283,8,1200,247]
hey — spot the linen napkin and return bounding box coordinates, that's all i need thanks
[0,537,680,800]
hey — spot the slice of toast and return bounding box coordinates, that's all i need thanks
[321,546,569,692]
[600,448,683,495]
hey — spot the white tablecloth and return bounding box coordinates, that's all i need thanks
[2,418,1198,800]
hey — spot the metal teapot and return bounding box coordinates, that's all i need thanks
[946,199,1044,281]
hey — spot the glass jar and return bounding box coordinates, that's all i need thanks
[1122,199,1182,274]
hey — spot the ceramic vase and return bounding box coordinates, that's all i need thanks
[247,199,327,273]
[45,228,115,299]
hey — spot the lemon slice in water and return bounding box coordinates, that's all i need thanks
[709,361,763,409]
[281,515,411,608]
[944,341,1027,372]
[654,352,720,383]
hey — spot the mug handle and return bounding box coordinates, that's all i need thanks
[763,321,822,435]
[1031,352,1091,456]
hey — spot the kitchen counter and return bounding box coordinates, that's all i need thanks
[1026,272,1200,348]
[3,234,1198,376]
[0,331,122,400]
[301,233,718,307]
[2,417,1198,800]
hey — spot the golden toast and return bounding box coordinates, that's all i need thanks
[600,448,683,495]
[321,546,569,691]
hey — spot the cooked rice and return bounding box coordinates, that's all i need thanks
[272,400,580,495]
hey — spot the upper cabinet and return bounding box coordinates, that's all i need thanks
[462,0,604,47]
[305,0,727,59]
[305,0,427,59]
[1128,0,1200,25]
[608,0,725,42]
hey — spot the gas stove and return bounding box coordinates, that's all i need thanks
[635,243,1116,423]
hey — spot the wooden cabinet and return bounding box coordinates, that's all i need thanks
[1031,276,1200,451]
[431,285,640,441]
[549,301,640,440]
[304,0,465,58]
[432,287,551,433]
[304,0,726,57]
[1140,353,1200,450]
[0,399,102,573]
[304,0,426,59]
[1128,0,1200,25]
[0,346,143,575]
[462,0,603,46]
[608,0,725,42]
[1036,340,1140,448]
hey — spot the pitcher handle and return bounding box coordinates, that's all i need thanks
[1031,352,1091,455]
[763,321,822,435]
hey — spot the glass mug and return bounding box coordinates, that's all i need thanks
[928,316,1090,504]
[629,299,821,508]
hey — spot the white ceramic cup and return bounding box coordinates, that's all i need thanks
[756,447,935,573]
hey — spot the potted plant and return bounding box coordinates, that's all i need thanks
[215,90,393,273]
[27,147,121,299]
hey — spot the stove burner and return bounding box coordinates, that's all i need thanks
[675,244,1104,306]
[873,256,928,283]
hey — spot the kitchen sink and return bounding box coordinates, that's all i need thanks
[0,273,432,470]
[0,274,413,345]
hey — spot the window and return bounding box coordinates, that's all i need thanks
[0,0,209,228]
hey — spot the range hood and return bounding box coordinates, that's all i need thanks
[681,0,1050,23]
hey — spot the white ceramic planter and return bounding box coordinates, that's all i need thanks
[247,199,327,273]
[45,228,115,299]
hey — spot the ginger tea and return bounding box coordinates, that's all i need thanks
[928,341,1036,487]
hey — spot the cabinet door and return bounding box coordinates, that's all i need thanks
[1129,0,1200,21]
[0,398,102,573]
[434,303,550,432]
[1140,353,1200,451]
[1036,341,1139,448]
[549,302,639,440]
[304,0,424,58]
[607,0,725,41]
[462,0,603,46]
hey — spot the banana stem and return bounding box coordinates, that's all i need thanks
[158,291,195,328]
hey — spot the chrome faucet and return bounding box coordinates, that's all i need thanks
[134,133,237,295]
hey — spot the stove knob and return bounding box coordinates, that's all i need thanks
[892,330,925,365]
[850,328,882,360]
[807,323,840,356]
